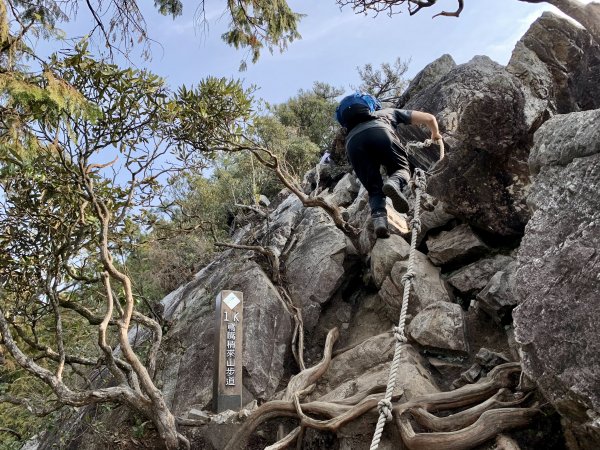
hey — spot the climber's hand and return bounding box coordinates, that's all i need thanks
[432,132,443,143]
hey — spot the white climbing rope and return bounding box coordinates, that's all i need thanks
[369,167,426,450]
[369,138,444,450]
[406,138,445,160]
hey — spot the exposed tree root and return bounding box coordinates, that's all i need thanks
[225,360,537,450]
[408,389,532,432]
[397,407,539,450]
[278,327,339,402]
[265,427,301,450]
[394,362,522,415]
[277,286,306,371]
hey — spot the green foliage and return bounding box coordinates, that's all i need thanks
[270,81,343,152]
[0,364,56,449]
[1,43,253,442]
[222,0,303,69]
[355,57,410,99]
[154,0,183,17]
[168,77,255,159]
[126,228,213,304]
[253,116,320,179]
[0,70,99,126]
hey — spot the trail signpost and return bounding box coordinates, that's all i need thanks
[213,290,244,413]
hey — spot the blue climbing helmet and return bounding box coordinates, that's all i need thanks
[335,92,382,129]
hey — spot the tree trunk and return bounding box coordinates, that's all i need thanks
[152,406,181,450]
[128,395,181,450]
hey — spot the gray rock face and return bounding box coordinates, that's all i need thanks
[509,12,600,117]
[408,302,468,354]
[507,38,554,131]
[407,55,527,153]
[285,208,351,330]
[417,199,455,246]
[397,54,456,108]
[324,172,361,207]
[159,258,293,414]
[343,294,395,349]
[476,262,517,324]
[446,254,514,295]
[379,251,452,321]
[407,56,530,236]
[513,109,600,448]
[426,224,489,266]
[263,193,304,252]
[529,109,600,175]
[370,234,410,288]
[312,335,438,403]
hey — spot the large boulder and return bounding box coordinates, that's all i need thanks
[323,172,361,207]
[508,12,600,125]
[407,301,468,355]
[513,110,600,449]
[379,251,453,321]
[159,257,293,413]
[426,224,489,267]
[285,208,354,331]
[446,254,514,295]
[311,335,439,403]
[406,56,531,236]
[397,54,456,108]
[406,55,527,153]
[370,234,411,288]
[416,199,455,246]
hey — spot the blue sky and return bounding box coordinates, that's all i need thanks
[46,0,587,104]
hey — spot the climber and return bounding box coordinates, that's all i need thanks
[335,94,442,238]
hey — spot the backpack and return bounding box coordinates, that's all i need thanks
[335,92,382,128]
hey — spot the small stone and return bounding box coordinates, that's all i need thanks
[475,348,510,369]
[258,195,270,207]
[476,263,518,323]
[212,410,238,424]
[451,363,483,389]
[187,408,210,421]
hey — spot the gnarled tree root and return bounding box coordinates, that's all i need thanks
[397,407,539,450]
[225,358,536,450]
[408,389,532,432]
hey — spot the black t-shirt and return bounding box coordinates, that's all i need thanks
[346,108,412,145]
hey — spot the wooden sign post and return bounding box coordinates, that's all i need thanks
[213,290,243,413]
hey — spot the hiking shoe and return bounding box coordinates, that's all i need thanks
[372,213,390,239]
[383,176,409,214]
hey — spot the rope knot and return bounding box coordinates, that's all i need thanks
[393,326,407,343]
[414,169,427,190]
[410,217,422,232]
[401,271,415,285]
[377,399,394,422]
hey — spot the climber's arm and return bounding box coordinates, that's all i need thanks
[410,111,443,142]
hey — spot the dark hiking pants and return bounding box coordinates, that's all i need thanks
[346,127,411,216]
